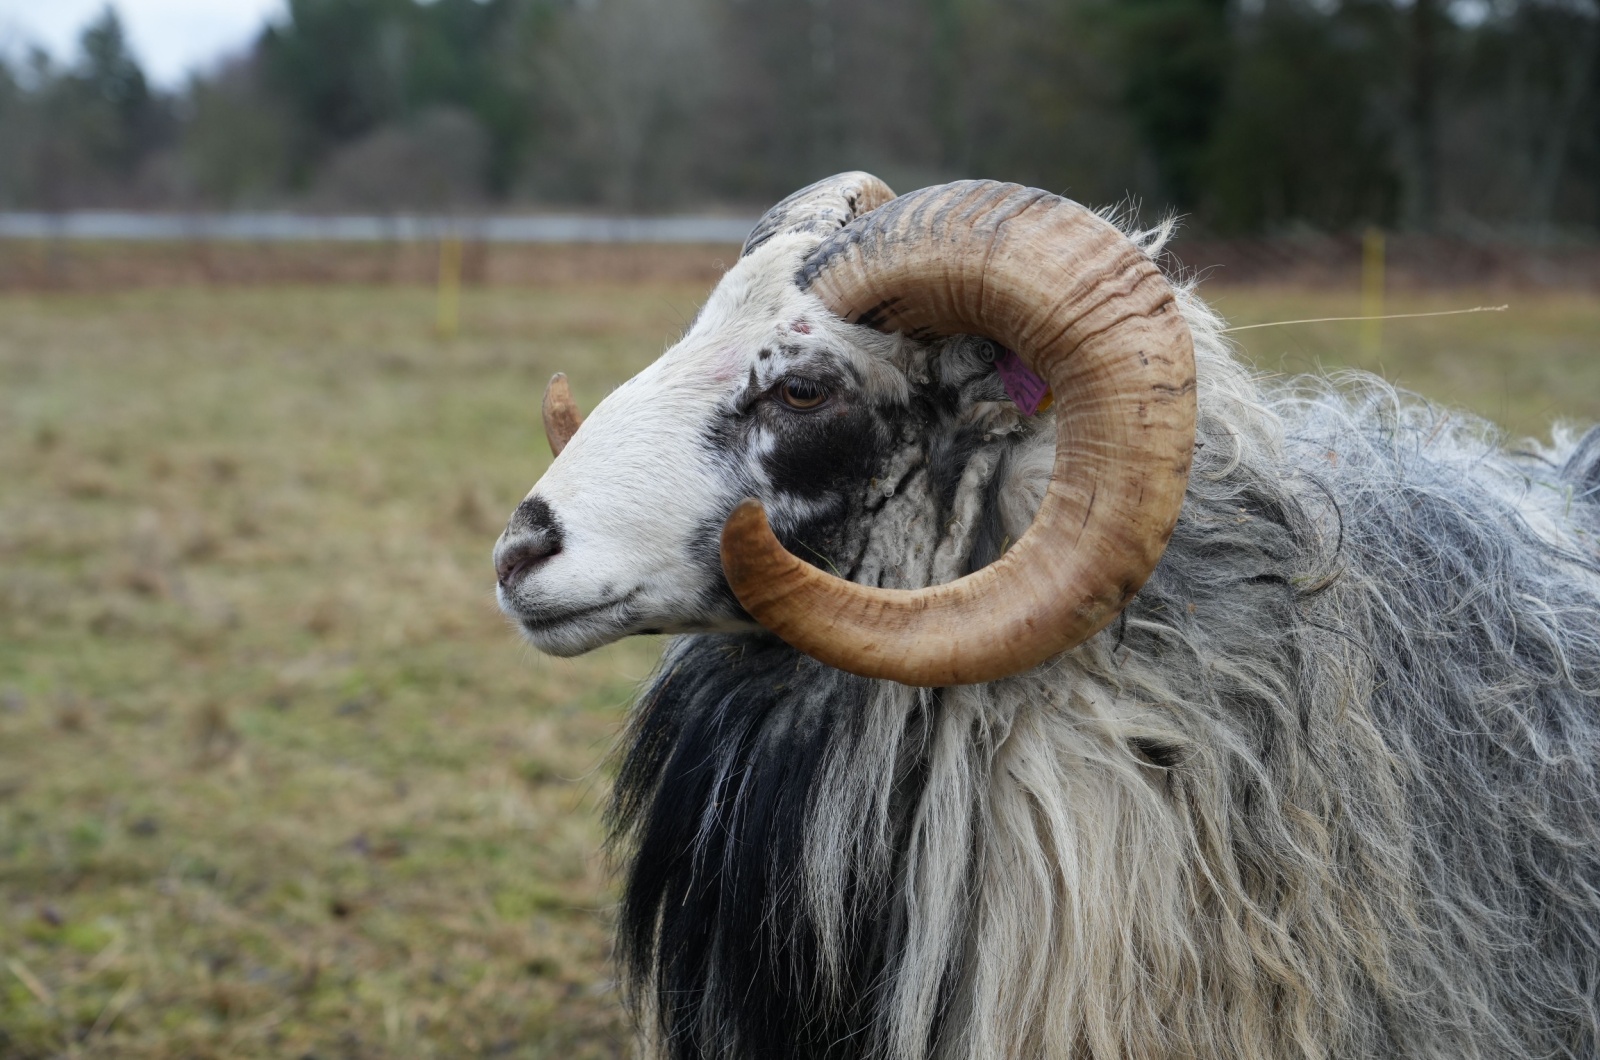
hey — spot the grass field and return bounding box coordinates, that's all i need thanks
[1,275,1597,1058]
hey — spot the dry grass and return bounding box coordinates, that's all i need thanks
[0,282,697,1058]
[0,275,1595,1058]
[1213,288,1600,438]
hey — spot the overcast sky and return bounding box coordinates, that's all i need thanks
[0,0,284,87]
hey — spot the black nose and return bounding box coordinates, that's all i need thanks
[496,497,564,589]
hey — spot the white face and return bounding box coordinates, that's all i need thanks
[492,235,909,656]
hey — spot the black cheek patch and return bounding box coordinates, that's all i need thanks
[696,394,886,609]
[760,403,881,501]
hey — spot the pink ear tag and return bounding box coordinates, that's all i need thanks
[994,348,1054,415]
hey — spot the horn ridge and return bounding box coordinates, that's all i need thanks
[741,171,896,258]
[721,180,1197,686]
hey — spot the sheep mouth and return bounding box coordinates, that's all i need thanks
[503,592,641,655]
[517,597,631,632]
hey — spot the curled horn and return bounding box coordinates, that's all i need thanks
[741,171,896,257]
[720,181,1197,687]
[542,373,583,457]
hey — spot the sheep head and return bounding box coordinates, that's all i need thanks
[494,174,1196,684]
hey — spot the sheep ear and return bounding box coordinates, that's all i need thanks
[542,373,583,457]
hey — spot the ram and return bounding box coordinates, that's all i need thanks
[492,174,1600,1060]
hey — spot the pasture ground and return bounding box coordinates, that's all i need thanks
[1,276,1597,1058]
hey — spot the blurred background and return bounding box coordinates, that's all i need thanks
[0,1,1597,1058]
[0,0,1597,230]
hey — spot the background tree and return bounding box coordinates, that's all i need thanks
[1101,0,1232,210]
[0,0,1594,231]
[1202,0,1403,230]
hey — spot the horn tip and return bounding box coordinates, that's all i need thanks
[720,498,784,590]
[722,497,770,543]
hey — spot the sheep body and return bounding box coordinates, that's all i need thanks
[609,259,1600,1059]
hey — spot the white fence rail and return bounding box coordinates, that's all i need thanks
[0,212,758,244]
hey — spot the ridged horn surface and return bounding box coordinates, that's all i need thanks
[741,171,897,258]
[542,372,582,457]
[720,180,1197,686]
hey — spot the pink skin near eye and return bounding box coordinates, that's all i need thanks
[709,346,747,384]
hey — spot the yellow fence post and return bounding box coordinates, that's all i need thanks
[1360,226,1385,359]
[437,233,463,340]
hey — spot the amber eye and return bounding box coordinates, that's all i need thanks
[778,377,829,411]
